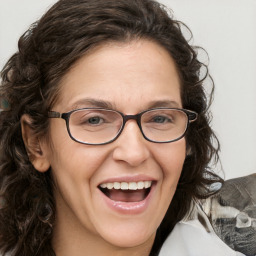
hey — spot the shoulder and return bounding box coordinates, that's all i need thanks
[159,203,245,256]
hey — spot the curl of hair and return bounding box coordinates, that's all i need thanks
[0,0,223,255]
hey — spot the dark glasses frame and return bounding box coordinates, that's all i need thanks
[48,107,198,145]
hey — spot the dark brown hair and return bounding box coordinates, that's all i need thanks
[0,0,222,255]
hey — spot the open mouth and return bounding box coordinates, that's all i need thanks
[98,181,153,202]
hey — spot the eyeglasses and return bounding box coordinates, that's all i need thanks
[48,108,198,145]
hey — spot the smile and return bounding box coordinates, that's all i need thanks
[99,181,152,202]
[98,179,156,214]
[100,181,152,190]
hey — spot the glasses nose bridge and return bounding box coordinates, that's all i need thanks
[122,113,142,128]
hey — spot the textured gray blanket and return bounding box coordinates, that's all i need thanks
[204,174,256,256]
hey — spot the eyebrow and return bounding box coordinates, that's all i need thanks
[70,98,180,111]
[70,98,115,110]
[147,100,181,109]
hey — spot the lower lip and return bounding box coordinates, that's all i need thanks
[99,184,155,215]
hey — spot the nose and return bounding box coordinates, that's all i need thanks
[112,120,150,167]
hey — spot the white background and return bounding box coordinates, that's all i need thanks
[0,0,255,180]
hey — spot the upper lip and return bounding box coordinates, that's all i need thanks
[98,175,156,186]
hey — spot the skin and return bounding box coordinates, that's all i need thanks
[22,39,186,256]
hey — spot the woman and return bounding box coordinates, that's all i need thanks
[0,0,223,255]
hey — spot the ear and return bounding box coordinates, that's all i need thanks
[21,114,50,172]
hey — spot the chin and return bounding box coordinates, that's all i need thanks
[98,223,156,249]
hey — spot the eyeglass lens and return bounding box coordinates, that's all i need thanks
[68,109,189,144]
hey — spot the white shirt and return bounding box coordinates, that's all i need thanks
[159,203,245,256]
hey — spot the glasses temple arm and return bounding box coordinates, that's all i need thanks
[48,111,61,118]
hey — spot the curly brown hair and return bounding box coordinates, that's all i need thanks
[0,0,222,255]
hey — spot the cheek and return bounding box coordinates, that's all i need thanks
[161,141,186,210]
[48,142,111,208]
[150,139,186,224]
[154,138,186,181]
[48,122,108,175]
[50,144,110,180]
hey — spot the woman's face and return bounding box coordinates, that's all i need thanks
[40,40,186,250]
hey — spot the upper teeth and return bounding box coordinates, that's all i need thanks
[99,181,152,190]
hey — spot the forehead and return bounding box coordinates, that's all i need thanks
[55,39,182,112]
